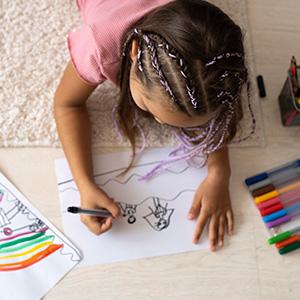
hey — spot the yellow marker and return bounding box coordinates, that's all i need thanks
[255,190,279,203]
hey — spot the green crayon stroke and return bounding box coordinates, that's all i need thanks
[0,235,54,253]
[0,232,45,250]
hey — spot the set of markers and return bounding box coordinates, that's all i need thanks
[245,159,300,255]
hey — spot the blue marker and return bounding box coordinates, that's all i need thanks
[245,159,300,187]
[263,202,300,222]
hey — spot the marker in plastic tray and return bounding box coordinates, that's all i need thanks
[245,159,300,187]
[268,225,300,244]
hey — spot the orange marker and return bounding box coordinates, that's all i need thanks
[275,235,300,249]
[278,180,300,194]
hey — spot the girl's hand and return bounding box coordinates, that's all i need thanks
[79,182,121,235]
[187,173,234,251]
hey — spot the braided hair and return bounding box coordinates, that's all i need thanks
[115,0,256,179]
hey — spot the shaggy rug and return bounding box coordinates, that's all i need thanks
[0,0,264,148]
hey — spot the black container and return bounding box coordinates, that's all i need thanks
[278,68,300,126]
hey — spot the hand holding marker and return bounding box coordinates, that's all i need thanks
[67,206,112,218]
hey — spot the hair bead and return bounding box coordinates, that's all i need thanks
[205,52,243,67]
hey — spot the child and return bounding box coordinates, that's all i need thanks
[54,0,256,252]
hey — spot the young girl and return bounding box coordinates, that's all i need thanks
[54,0,255,252]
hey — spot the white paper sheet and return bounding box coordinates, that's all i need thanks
[55,148,209,266]
[0,172,82,300]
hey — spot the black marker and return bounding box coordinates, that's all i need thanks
[67,206,112,218]
[256,75,266,98]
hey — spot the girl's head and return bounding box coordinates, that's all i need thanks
[116,0,255,174]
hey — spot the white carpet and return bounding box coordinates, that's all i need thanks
[0,0,264,148]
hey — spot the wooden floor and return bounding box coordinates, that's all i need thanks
[0,1,300,299]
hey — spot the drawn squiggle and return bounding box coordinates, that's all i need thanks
[58,167,191,194]
[59,187,79,193]
[58,240,82,262]
[96,166,190,187]
[58,163,191,186]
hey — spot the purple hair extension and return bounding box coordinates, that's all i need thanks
[112,101,146,155]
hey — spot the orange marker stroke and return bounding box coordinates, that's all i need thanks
[0,244,63,271]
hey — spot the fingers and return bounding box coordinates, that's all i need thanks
[226,209,234,235]
[94,192,121,219]
[187,189,202,220]
[193,210,208,244]
[218,215,225,249]
[194,211,232,252]
[208,216,218,251]
[103,199,121,218]
[80,215,113,236]
[188,202,201,220]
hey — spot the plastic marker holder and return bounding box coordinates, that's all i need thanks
[245,159,300,255]
[245,160,300,186]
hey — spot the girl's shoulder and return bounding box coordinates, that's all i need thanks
[70,0,172,85]
[77,0,173,62]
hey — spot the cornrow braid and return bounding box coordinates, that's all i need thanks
[156,42,199,109]
[133,28,177,103]
[133,28,200,110]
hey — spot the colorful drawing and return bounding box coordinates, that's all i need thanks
[0,172,82,300]
[0,184,81,272]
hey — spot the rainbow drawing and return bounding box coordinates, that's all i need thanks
[0,195,68,272]
[0,228,63,271]
[0,172,82,300]
[0,172,81,272]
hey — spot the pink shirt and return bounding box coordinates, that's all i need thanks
[68,0,173,86]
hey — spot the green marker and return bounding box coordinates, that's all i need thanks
[279,240,300,255]
[268,225,300,245]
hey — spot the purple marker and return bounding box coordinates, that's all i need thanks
[267,209,300,228]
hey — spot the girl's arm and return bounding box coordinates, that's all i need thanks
[54,61,96,190]
[53,61,120,235]
[207,145,231,179]
[187,145,234,251]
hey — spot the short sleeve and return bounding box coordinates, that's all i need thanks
[67,24,106,85]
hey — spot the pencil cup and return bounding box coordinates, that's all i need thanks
[278,67,300,126]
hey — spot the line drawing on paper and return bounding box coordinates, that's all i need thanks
[58,160,196,232]
[118,189,195,231]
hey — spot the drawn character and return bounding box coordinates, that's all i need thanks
[0,208,10,228]
[29,218,46,232]
[119,203,137,224]
[143,197,174,231]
